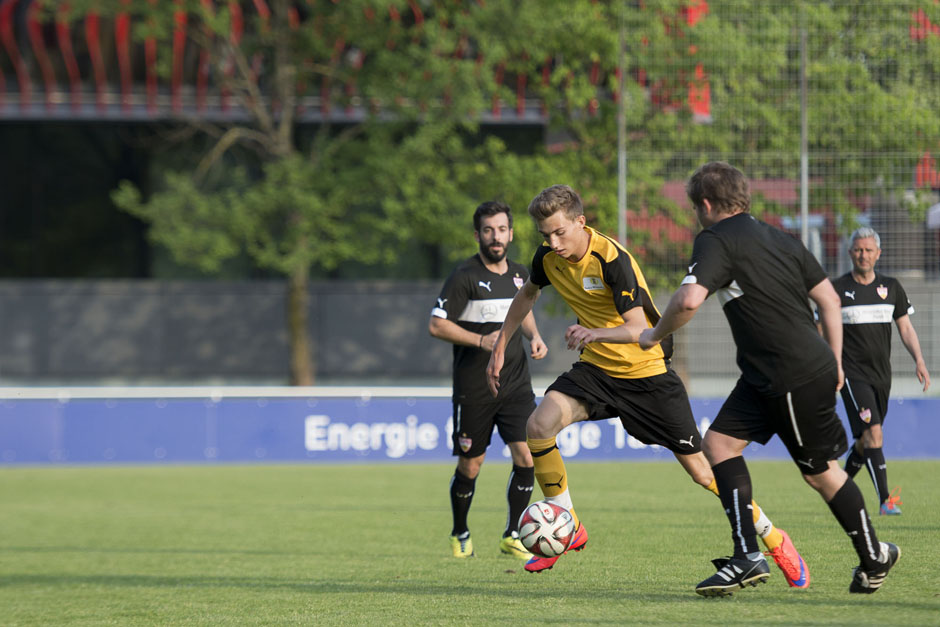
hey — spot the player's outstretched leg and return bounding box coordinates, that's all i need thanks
[524,435,586,573]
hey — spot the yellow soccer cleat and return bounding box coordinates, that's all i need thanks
[450,533,474,558]
[499,534,533,559]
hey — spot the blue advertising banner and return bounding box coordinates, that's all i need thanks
[0,390,938,465]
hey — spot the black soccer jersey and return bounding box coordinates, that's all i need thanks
[832,271,914,389]
[683,213,835,395]
[431,254,531,402]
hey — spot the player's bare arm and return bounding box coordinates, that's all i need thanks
[521,311,549,360]
[808,278,844,391]
[895,314,931,392]
[638,283,708,350]
[564,307,649,351]
[486,279,540,396]
[429,316,499,350]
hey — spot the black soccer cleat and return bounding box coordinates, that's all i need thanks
[695,555,770,597]
[849,542,900,594]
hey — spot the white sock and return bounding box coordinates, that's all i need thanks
[754,508,772,538]
[547,489,574,512]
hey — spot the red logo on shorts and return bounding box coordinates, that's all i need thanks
[459,436,472,452]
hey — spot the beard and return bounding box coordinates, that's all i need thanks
[479,243,507,264]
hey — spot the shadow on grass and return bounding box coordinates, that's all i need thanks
[0,571,937,613]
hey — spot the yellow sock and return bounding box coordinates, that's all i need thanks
[703,480,781,550]
[527,436,579,528]
[752,500,783,550]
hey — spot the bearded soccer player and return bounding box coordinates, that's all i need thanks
[430,201,548,559]
[641,161,898,596]
[833,227,930,515]
[485,184,808,588]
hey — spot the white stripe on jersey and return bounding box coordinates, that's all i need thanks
[842,304,894,325]
[457,298,514,323]
[716,280,744,307]
[431,307,447,319]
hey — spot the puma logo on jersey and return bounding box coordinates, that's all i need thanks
[622,289,636,300]
[845,291,855,300]
[687,262,698,274]
[437,298,447,308]
[678,434,695,447]
[478,281,492,292]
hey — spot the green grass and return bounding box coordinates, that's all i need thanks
[1,461,938,626]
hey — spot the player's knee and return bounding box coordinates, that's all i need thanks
[861,425,883,448]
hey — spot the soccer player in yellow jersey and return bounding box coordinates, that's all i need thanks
[485,184,808,587]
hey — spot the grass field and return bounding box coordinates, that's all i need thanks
[1,460,938,626]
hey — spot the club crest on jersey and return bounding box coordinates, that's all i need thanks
[582,276,605,292]
[876,285,888,300]
[458,436,472,452]
[513,275,524,289]
[860,407,872,424]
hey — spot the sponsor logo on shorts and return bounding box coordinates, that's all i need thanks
[860,407,872,423]
[678,434,696,448]
[458,435,472,452]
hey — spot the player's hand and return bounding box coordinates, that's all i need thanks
[638,328,660,351]
[565,324,597,351]
[486,350,504,397]
[479,330,500,352]
[916,362,930,392]
[529,336,548,360]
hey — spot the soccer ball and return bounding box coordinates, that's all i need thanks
[518,501,576,558]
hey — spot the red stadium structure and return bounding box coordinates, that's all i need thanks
[0,0,717,124]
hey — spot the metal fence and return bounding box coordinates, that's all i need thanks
[622,1,940,394]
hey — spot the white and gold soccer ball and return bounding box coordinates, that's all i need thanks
[518,501,576,558]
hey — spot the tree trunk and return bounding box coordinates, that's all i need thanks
[287,265,315,385]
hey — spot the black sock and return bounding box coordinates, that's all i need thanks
[827,478,881,571]
[450,469,476,536]
[863,447,889,505]
[844,444,865,479]
[504,465,534,537]
[712,456,760,558]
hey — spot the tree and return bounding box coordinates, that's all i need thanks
[62,0,613,384]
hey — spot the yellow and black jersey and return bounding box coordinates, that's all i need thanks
[530,226,670,379]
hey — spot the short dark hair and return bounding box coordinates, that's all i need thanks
[527,184,584,221]
[686,161,751,215]
[473,201,513,231]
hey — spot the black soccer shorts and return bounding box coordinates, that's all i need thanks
[545,362,702,454]
[840,377,890,440]
[451,390,536,458]
[710,372,848,475]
